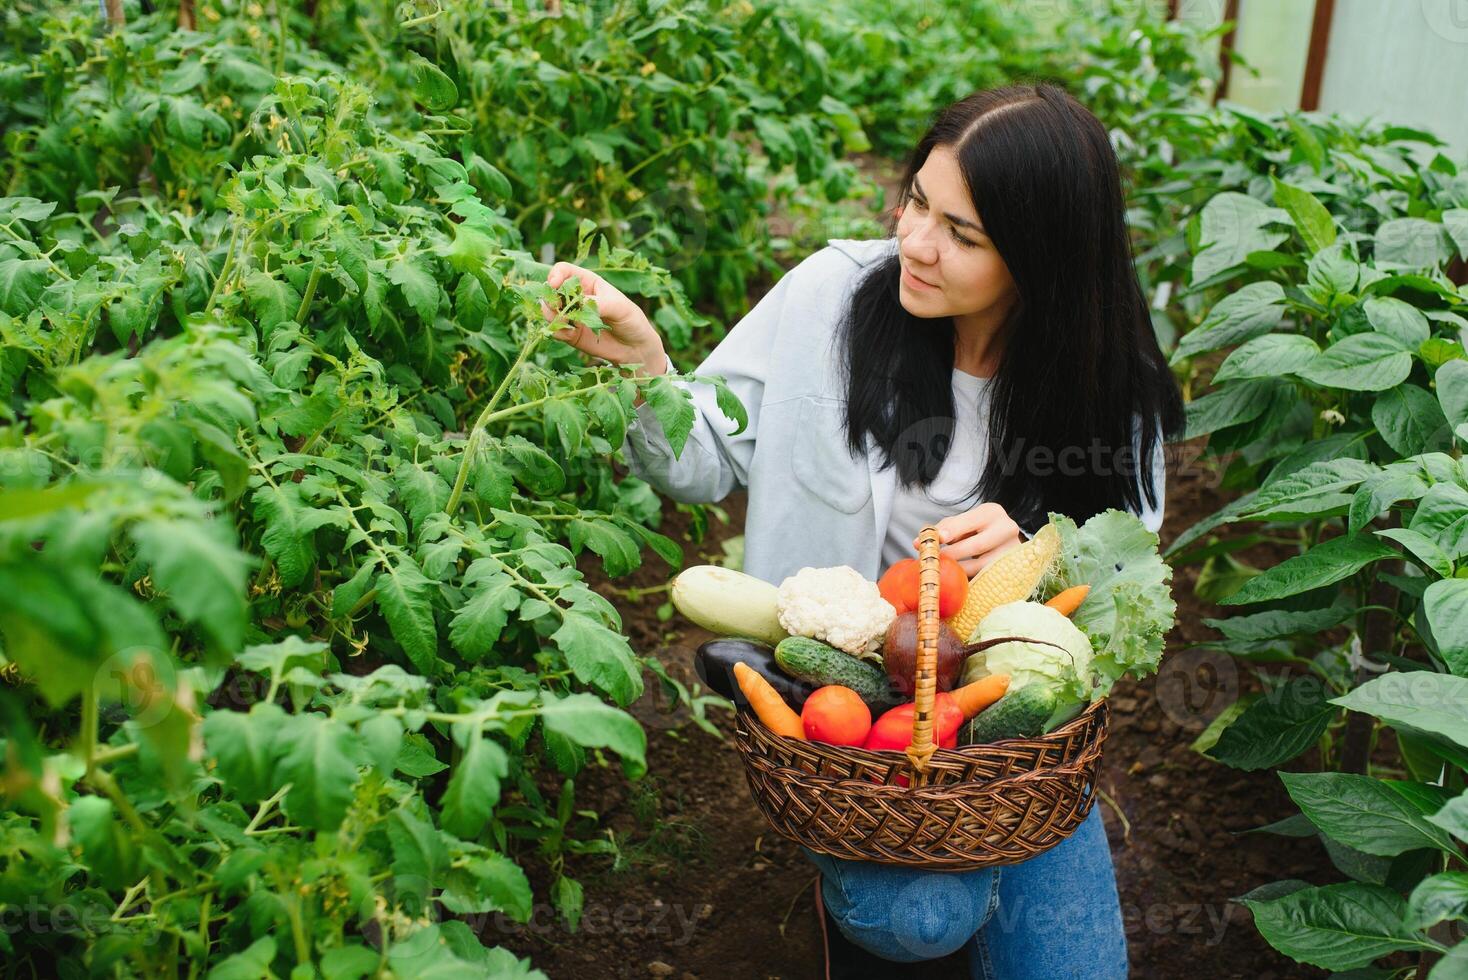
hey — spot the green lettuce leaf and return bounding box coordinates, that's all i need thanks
[1045,509,1175,696]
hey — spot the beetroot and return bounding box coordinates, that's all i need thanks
[881,612,965,697]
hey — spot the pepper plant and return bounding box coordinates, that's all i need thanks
[1164,108,1468,974]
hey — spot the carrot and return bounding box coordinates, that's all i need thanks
[733,662,805,739]
[949,673,1010,719]
[1045,585,1090,618]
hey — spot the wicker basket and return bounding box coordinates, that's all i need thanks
[730,524,1110,871]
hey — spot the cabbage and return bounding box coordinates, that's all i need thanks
[960,601,1095,708]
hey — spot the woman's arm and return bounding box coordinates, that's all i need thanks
[546,261,791,504]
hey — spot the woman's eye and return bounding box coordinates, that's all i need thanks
[950,228,976,247]
[911,197,926,211]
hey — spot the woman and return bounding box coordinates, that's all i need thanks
[546,84,1183,978]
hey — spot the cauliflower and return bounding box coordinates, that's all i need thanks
[775,566,896,661]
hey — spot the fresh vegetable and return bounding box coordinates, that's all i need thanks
[672,565,790,645]
[862,694,964,752]
[877,555,967,617]
[775,565,896,661]
[675,566,788,644]
[960,601,1094,730]
[774,636,897,708]
[733,662,805,739]
[881,612,966,697]
[947,673,1011,719]
[1044,584,1090,617]
[801,686,873,745]
[697,638,815,711]
[959,684,1061,745]
[1046,509,1176,698]
[949,523,1062,641]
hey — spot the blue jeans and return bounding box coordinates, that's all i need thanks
[801,806,1127,979]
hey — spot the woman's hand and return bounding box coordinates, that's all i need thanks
[543,262,668,377]
[916,502,1023,577]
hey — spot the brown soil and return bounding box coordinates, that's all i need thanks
[496,439,1338,979]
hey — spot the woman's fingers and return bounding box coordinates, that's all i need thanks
[931,502,1007,545]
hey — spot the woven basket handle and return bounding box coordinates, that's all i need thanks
[905,525,943,783]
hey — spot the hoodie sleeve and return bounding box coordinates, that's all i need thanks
[620,259,801,504]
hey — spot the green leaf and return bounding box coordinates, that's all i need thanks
[1212,334,1320,383]
[0,259,50,316]
[543,399,586,458]
[1375,217,1450,269]
[1405,872,1468,930]
[440,734,509,839]
[538,692,648,776]
[1297,334,1414,391]
[1350,468,1430,533]
[410,56,459,111]
[1424,580,1468,677]
[1220,533,1398,605]
[1171,281,1286,363]
[1242,459,1376,521]
[1239,882,1432,971]
[253,483,347,588]
[237,636,329,682]
[206,937,278,980]
[1202,599,1354,641]
[387,254,439,322]
[1365,297,1430,348]
[387,806,449,902]
[1437,360,1468,443]
[244,271,301,331]
[500,436,565,495]
[1332,673,1468,750]
[1207,677,1337,771]
[1377,528,1453,578]
[203,703,285,803]
[278,713,361,831]
[449,568,520,659]
[552,874,584,931]
[587,386,628,449]
[332,558,380,618]
[1410,483,1468,558]
[1191,193,1290,284]
[642,375,695,456]
[375,554,441,674]
[1372,384,1450,457]
[1272,178,1336,253]
[1280,772,1458,856]
[1185,378,1290,439]
[569,518,641,577]
[551,610,643,707]
[130,518,252,650]
[394,462,451,529]
[1049,509,1174,695]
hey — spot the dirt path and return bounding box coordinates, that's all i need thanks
[497,441,1336,978]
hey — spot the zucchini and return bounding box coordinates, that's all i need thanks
[696,638,815,711]
[959,684,1059,745]
[672,565,788,646]
[774,636,896,708]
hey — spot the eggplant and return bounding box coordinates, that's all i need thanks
[694,638,816,711]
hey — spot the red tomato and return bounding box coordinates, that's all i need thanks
[937,555,967,619]
[801,686,872,746]
[877,556,968,618]
[877,559,920,614]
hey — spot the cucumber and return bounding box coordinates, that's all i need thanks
[959,684,1059,745]
[774,636,896,707]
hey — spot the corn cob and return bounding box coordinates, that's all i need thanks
[948,523,1061,641]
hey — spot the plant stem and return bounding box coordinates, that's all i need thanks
[444,329,548,515]
[294,261,323,323]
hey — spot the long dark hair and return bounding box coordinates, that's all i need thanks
[840,83,1184,532]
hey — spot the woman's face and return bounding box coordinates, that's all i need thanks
[894,145,1018,324]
